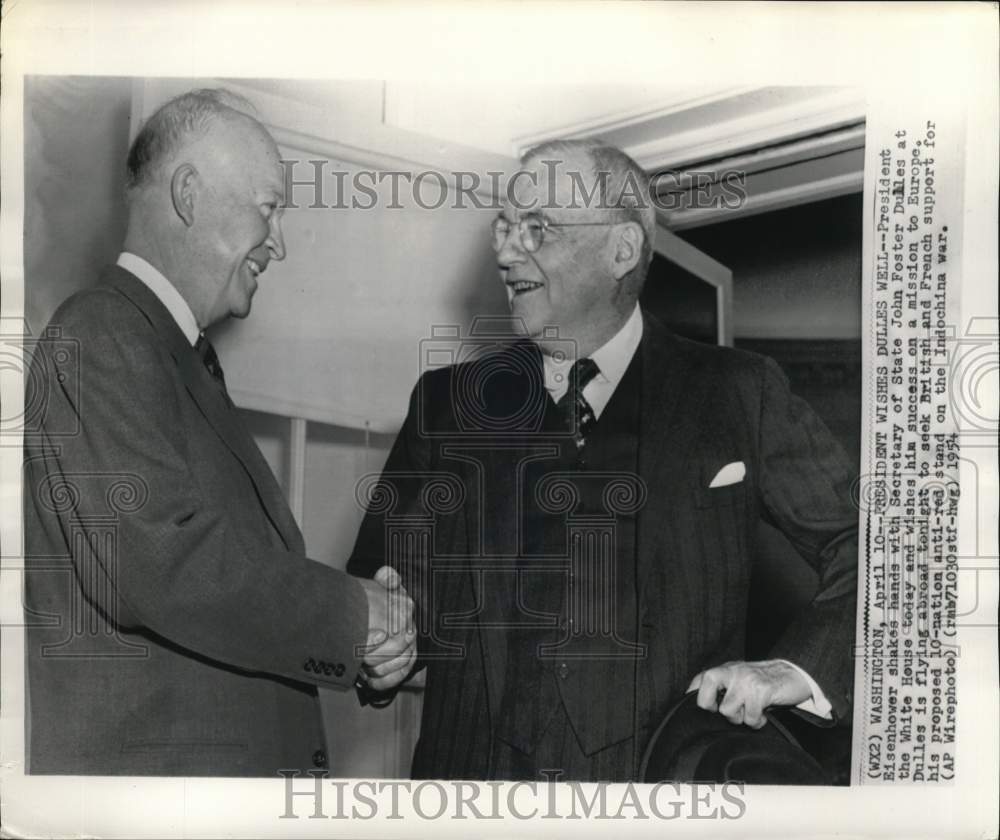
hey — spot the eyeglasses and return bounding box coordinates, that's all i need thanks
[491,213,618,254]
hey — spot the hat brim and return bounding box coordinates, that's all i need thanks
[639,691,831,785]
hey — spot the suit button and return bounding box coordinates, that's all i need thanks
[312,749,328,768]
[558,662,569,679]
[334,663,346,677]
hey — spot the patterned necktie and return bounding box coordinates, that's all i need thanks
[195,334,226,388]
[556,357,600,450]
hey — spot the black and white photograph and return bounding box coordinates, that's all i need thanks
[1,2,996,838]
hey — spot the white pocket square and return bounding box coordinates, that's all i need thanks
[709,461,745,488]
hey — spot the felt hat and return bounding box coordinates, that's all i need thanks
[639,691,832,785]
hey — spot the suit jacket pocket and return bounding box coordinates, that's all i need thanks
[694,481,746,509]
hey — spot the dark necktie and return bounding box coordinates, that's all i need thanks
[556,357,599,450]
[195,333,226,388]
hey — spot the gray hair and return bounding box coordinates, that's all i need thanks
[125,88,256,191]
[521,138,656,291]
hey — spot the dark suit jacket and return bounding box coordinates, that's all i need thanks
[348,313,858,779]
[24,266,369,776]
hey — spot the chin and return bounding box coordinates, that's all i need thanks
[510,303,544,338]
[230,298,254,319]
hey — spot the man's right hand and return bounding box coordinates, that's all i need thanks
[357,566,416,691]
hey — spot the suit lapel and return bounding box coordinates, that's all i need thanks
[105,267,304,553]
[468,341,551,716]
[635,315,713,594]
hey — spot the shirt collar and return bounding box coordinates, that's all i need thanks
[589,302,644,389]
[542,303,644,395]
[117,252,200,346]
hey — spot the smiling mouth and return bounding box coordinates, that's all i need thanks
[506,280,544,296]
[246,257,265,277]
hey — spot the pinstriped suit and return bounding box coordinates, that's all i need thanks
[348,313,858,780]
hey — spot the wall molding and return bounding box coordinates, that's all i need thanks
[664,169,864,230]
[653,123,866,188]
[511,85,755,155]
[512,86,866,172]
[629,91,866,172]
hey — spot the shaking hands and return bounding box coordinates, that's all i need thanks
[357,565,417,692]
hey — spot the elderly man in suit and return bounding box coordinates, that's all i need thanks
[23,89,416,776]
[348,138,858,782]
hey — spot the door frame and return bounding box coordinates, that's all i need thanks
[653,222,733,347]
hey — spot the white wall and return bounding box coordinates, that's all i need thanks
[24,76,132,333]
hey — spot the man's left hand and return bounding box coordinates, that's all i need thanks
[687,659,811,729]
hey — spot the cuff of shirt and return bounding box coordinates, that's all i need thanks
[780,659,833,719]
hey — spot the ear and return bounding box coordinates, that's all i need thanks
[170,163,198,227]
[610,221,643,281]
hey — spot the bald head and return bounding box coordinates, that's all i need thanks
[126,89,261,192]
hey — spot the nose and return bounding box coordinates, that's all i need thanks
[495,223,526,267]
[267,213,286,262]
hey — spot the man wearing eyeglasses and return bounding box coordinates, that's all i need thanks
[349,139,858,782]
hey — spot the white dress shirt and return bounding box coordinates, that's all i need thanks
[117,252,200,346]
[539,303,833,719]
[542,303,644,417]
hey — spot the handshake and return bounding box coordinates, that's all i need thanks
[356,566,417,691]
